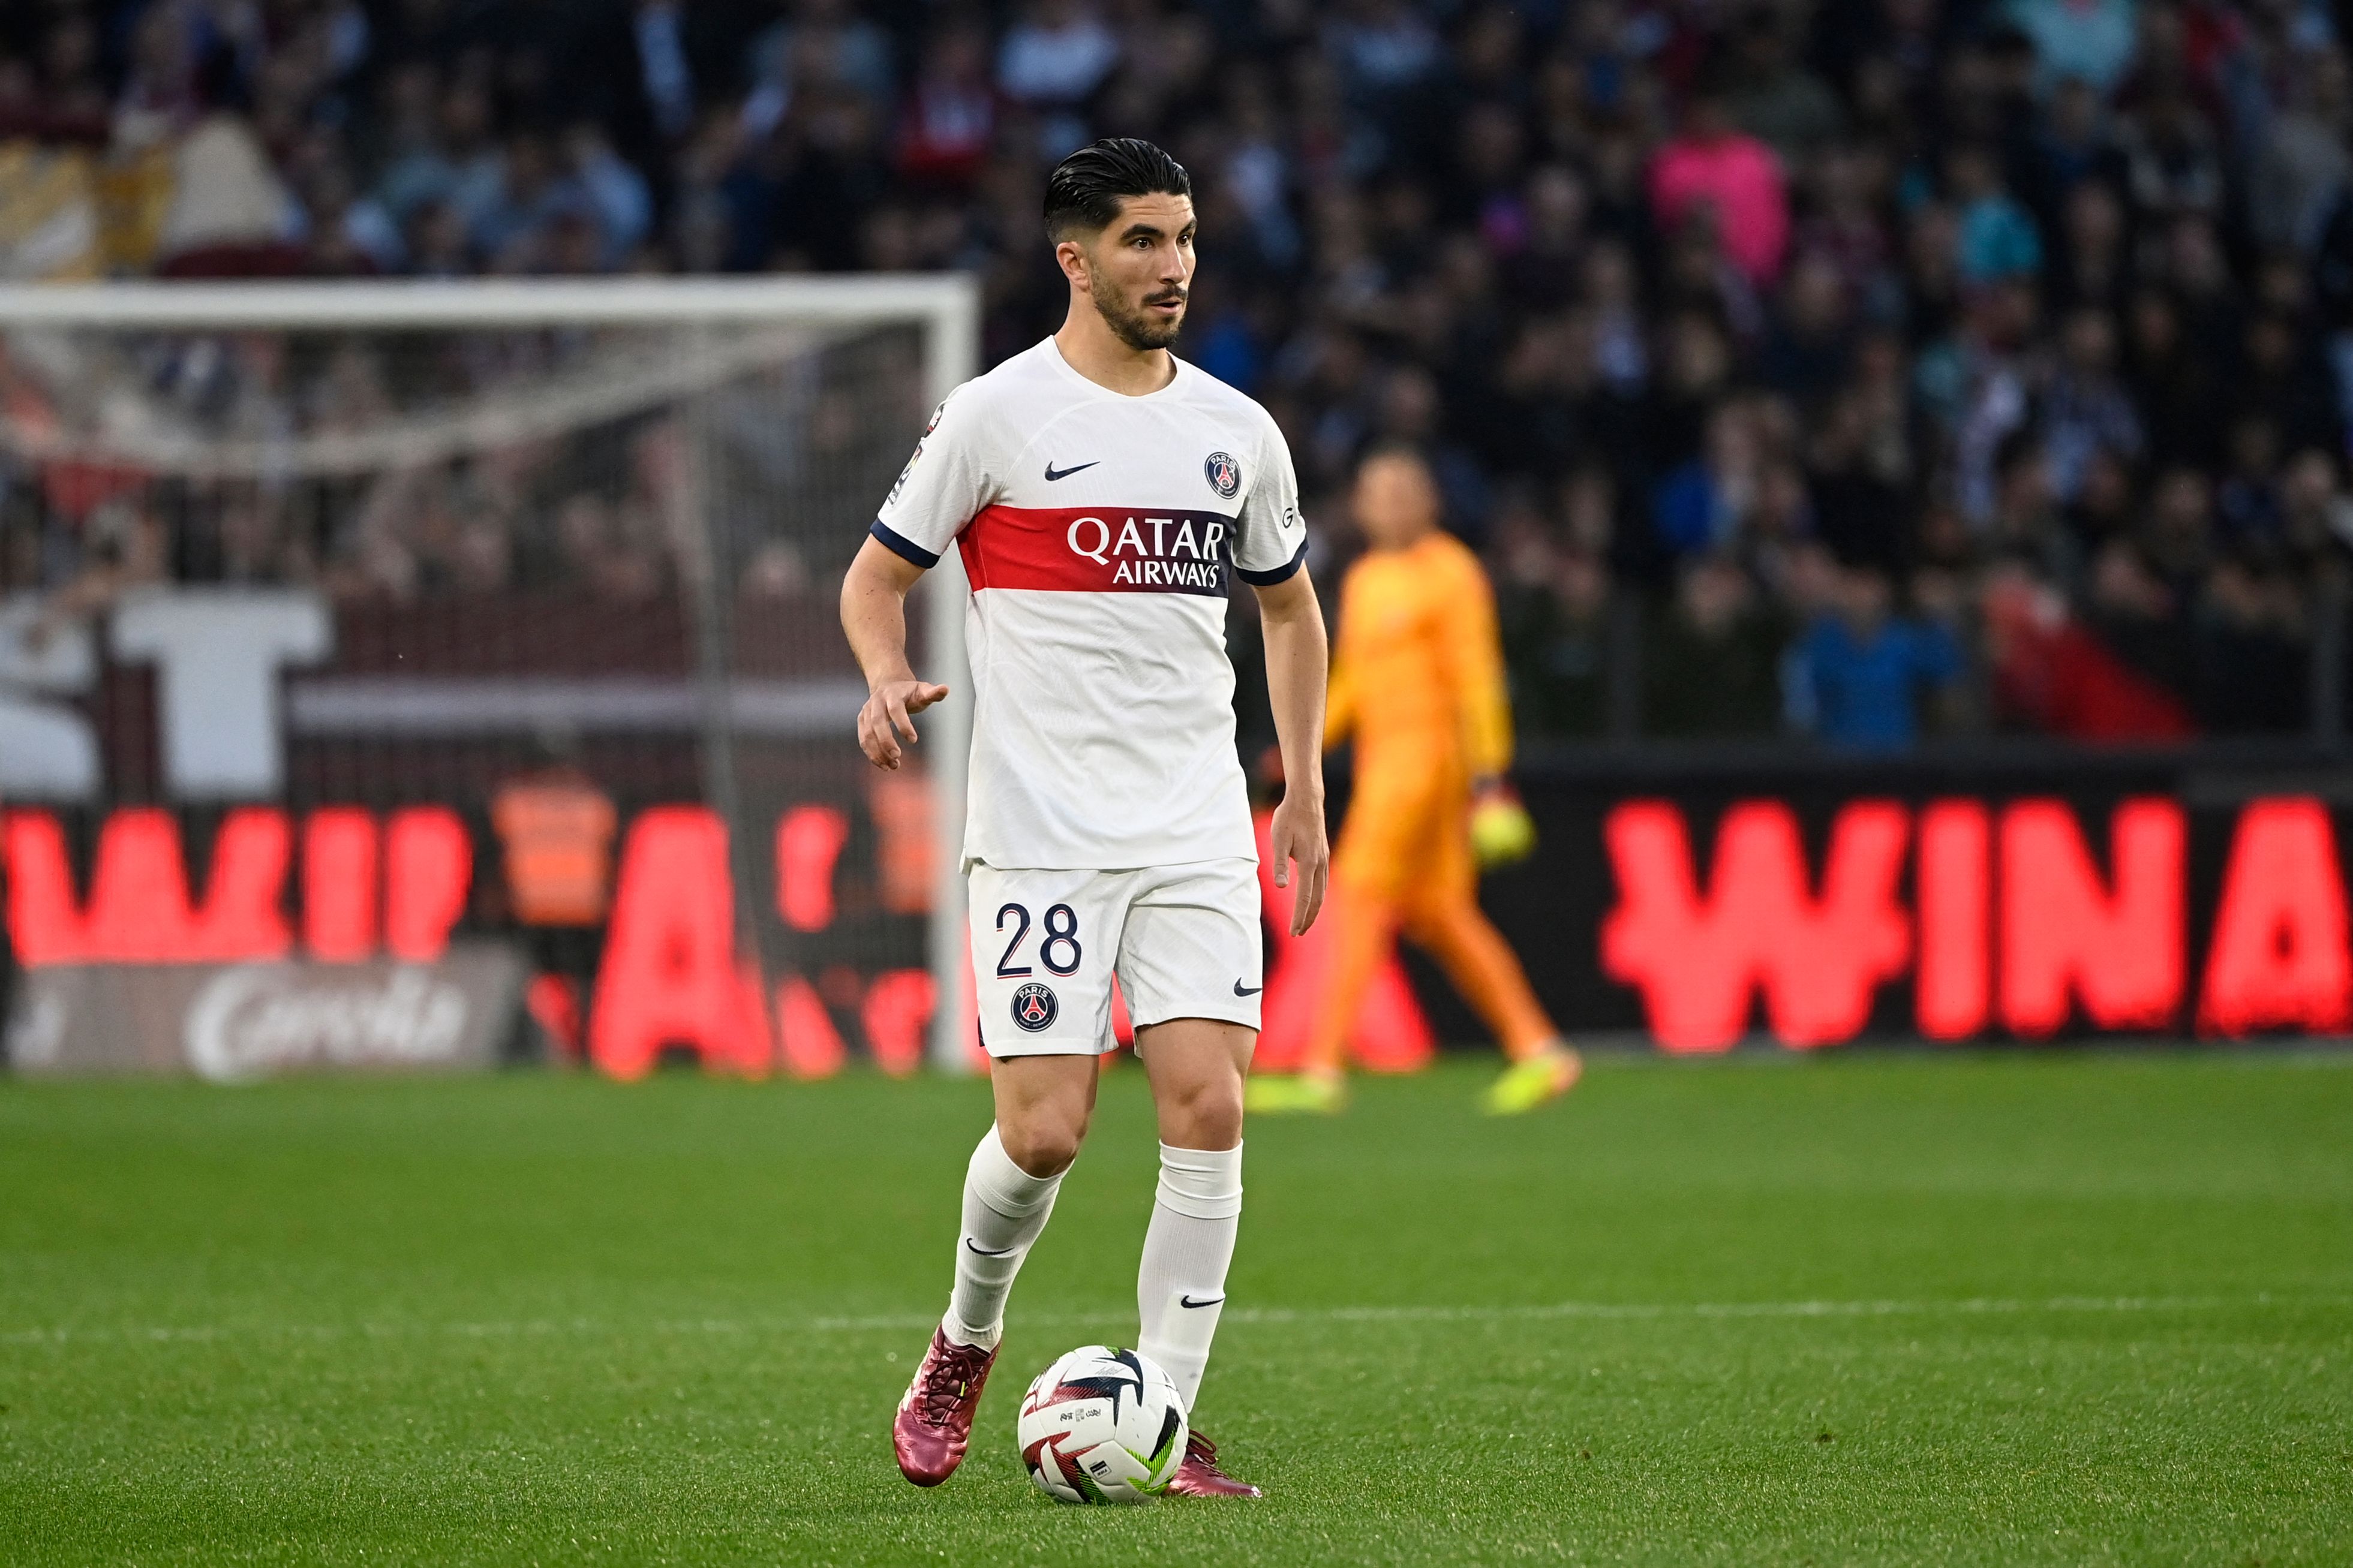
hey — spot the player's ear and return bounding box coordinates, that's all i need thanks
[1054,235,1092,291]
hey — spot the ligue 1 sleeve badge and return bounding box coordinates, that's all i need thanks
[1011,981,1060,1033]
[1204,451,1242,499]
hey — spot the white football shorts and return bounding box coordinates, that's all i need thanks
[969,859,1264,1057]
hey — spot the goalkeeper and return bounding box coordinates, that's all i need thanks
[1249,444,1581,1116]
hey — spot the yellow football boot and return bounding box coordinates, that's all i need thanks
[1480,1045,1582,1115]
[1244,1071,1348,1115]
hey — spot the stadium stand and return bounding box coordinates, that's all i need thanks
[3,0,2352,746]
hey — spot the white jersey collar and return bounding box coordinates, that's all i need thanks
[1041,335,1191,404]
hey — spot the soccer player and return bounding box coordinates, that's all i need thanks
[1247,444,1581,1118]
[840,139,1329,1499]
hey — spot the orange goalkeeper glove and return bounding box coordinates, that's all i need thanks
[1469,780,1537,869]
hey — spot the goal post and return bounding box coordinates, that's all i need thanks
[0,276,982,1074]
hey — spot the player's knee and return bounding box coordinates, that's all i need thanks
[999,1112,1089,1177]
[1164,1074,1245,1149]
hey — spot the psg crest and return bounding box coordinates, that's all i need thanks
[1203,450,1242,498]
[1011,982,1059,1033]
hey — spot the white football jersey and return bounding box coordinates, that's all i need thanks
[872,337,1306,871]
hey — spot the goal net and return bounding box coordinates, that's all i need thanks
[0,278,979,1076]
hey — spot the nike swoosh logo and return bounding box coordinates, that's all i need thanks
[1180,1294,1224,1309]
[965,1239,1016,1257]
[1044,460,1099,482]
[1233,981,1263,996]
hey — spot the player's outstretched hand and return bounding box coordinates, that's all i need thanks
[1269,789,1329,935]
[858,678,949,770]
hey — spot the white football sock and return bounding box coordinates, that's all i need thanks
[943,1125,1065,1351]
[1136,1141,1242,1414]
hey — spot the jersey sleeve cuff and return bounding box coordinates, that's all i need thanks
[1234,539,1308,586]
[869,519,940,569]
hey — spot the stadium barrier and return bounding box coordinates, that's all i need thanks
[8,741,2352,1076]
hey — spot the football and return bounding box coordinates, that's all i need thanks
[1016,1346,1188,1504]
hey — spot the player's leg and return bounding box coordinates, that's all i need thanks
[897,1055,1095,1486]
[1121,860,1265,1497]
[895,866,1123,1487]
[948,1055,1096,1348]
[1400,834,1580,1114]
[1246,874,1393,1113]
[1248,774,1422,1114]
[1134,1016,1250,1409]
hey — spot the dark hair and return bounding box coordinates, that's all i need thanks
[1356,438,1435,474]
[1043,138,1192,241]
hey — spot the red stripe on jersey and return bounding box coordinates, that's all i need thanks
[957,504,1234,597]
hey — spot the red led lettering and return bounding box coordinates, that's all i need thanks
[525,973,582,1058]
[13,807,293,965]
[777,974,846,1078]
[88,809,219,961]
[1999,798,2184,1035]
[384,806,470,962]
[1915,799,1990,1040]
[193,809,294,962]
[776,805,851,932]
[861,968,936,1078]
[303,808,378,962]
[4,811,88,966]
[1343,956,1437,1072]
[959,934,988,1072]
[590,806,771,1079]
[2197,796,2351,1036]
[1601,799,1910,1051]
[1110,974,1134,1050]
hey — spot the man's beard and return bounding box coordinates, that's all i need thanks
[1095,285,1185,351]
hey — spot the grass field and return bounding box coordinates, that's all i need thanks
[2,1051,2349,1566]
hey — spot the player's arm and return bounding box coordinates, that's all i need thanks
[1443,556,1537,866]
[1254,567,1331,935]
[848,383,988,771]
[841,537,949,771]
[1440,555,1514,783]
[1321,578,1356,751]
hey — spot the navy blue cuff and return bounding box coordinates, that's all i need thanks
[869,519,940,568]
[1235,539,1308,586]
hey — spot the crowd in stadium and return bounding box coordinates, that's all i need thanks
[4,0,2353,746]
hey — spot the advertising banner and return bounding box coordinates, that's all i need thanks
[1436,751,2353,1051]
[8,751,2352,1072]
[7,946,526,1081]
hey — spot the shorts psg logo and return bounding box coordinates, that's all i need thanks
[1011,982,1059,1033]
[1203,450,1242,499]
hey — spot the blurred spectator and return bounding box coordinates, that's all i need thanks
[1726,8,1847,167]
[999,0,1119,154]
[1649,84,1790,288]
[2005,0,2139,96]
[897,22,997,189]
[2194,550,2310,731]
[2249,49,2351,254]
[1786,559,1962,746]
[1653,400,1765,559]
[1981,561,2196,737]
[1643,555,1791,735]
[1948,143,2043,285]
[1497,543,1615,740]
[2040,306,2143,504]
[1761,251,1858,408]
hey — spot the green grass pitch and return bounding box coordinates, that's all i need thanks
[3,1051,2349,1566]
